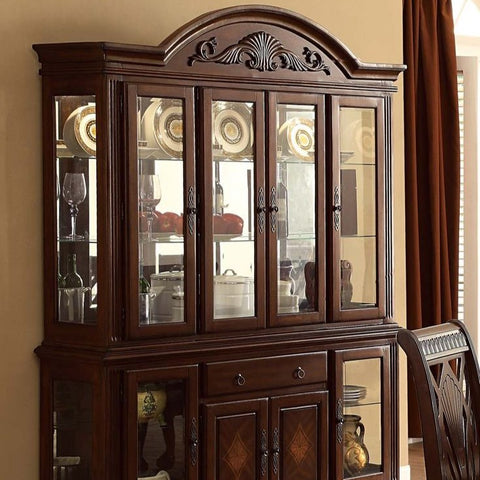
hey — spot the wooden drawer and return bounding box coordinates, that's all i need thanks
[204,352,327,396]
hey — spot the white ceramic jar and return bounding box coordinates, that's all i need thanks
[150,266,184,323]
[213,269,254,318]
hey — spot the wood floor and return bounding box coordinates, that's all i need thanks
[409,441,427,480]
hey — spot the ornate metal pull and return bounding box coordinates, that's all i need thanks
[186,186,197,236]
[190,417,198,466]
[270,186,278,233]
[294,366,306,379]
[336,398,344,444]
[234,373,246,386]
[260,429,268,476]
[333,185,341,232]
[272,427,280,475]
[257,187,266,234]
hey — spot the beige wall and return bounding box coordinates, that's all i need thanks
[0,0,406,478]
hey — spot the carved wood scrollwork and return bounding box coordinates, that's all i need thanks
[186,186,197,236]
[336,398,344,444]
[190,417,198,466]
[189,32,331,75]
[260,429,268,476]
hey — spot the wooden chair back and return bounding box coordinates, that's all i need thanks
[398,320,480,479]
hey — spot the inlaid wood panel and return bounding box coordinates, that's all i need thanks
[270,391,328,480]
[204,399,268,480]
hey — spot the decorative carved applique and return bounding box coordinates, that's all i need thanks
[189,32,331,74]
[223,432,249,478]
[288,424,312,465]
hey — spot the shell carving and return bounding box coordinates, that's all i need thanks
[189,32,331,74]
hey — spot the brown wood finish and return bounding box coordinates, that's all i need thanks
[34,6,404,480]
[204,398,269,479]
[329,96,386,323]
[204,352,327,396]
[270,391,328,480]
[398,321,480,480]
[333,346,392,480]
[126,365,199,480]
[125,83,197,339]
[267,91,326,328]
[201,88,266,333]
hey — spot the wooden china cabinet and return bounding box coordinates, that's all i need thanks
[34,6,404,480]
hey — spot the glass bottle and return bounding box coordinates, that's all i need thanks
[139,263,151,325]
[139,272,150,294]
[215,180,225,215]
[64,254,83,288]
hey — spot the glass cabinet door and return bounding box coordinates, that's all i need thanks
[268,93,325,327]
[334,347,391,479]
[55,95,98,326]
[331,97,385,321]
[202,90,266,332]
[127,85,196,338]
[52,380,93,480]
[127,366,199,480]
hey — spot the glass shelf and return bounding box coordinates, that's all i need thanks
[277,155,314,165]
[138,147,182,161]
[341,162,375,166]
[344,401,382,408]
[213,233,253,242]
[212,152,254,163]
[138,233,184,244]
[56,144,96,160]
[341,234,376,239]
[58,237,98,244]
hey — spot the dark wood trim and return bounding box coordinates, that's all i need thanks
[329,95,386,322]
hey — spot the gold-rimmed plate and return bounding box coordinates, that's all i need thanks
[213,102,253,157]
[142,98,184,158]
[278,117,315,161]
[63,104,96,157]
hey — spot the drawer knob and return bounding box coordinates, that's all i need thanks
[234,373,246,386]
[294,366,306,379]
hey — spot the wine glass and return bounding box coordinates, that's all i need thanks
[62,173,87,240]
[139,174,162,241]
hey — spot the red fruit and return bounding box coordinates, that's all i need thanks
[175,214,184,235]
[156,212,180,233]
[213,215,227,234]
[222,213,244,235]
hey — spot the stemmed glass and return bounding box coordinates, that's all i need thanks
[139,174,162,241]
[62,173,87,240]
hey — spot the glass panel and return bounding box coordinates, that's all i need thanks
[137,380,186,478]
[137,97,185,326]
[276,104,316,313]
[212,101,255,319]
[339,107,377,310]
[55,96,98,324]
[343,359,382,478]
[53,380,93,480]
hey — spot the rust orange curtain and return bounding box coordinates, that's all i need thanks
[403,0,460,437]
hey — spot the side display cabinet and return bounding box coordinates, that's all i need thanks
[34,6,404,480]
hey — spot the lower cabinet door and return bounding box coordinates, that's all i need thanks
[270,391,328,480]
[126,365,199,480]
[204,398,269,479]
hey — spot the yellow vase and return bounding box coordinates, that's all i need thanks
[343,414,369,476]
[137,389,167,425]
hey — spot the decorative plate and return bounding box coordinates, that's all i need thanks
[278,117,315,161]
[63,104,96,157]
[355,124,375,159]
[213,103,252,157]
[142,99,184,158]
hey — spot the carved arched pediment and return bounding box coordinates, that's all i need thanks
[157,5,404,81]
